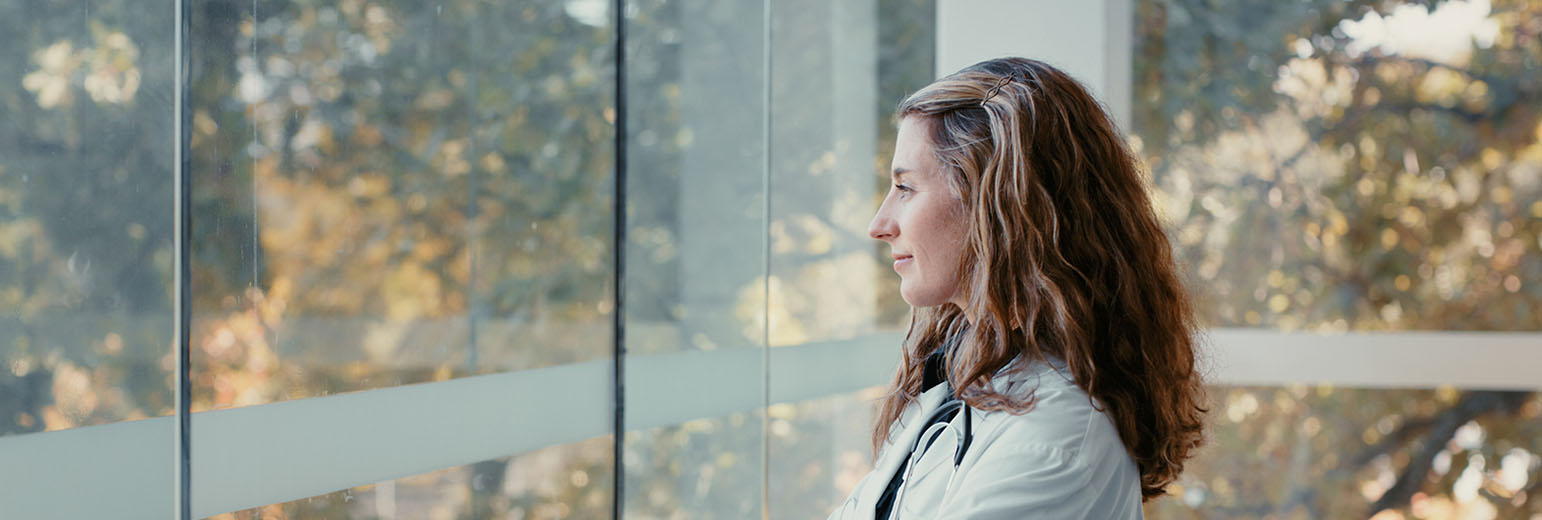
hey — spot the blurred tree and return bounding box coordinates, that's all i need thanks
[10,0,1534,517]
[1135,0,1541,517]
[187,0,618,516]
[5,0,622,515]
[1,0,177,435]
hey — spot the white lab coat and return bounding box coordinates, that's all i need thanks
[827,357,1144,519]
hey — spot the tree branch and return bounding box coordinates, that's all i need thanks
[1368,390,1531,516]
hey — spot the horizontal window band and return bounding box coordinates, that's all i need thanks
[1,328,1535,517]
[1204,328,1542,390]
[0,416,174,519]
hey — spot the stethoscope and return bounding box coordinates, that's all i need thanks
[887,384,974,518]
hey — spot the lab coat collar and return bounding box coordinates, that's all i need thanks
[855,382,955,520]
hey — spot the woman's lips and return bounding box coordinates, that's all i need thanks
[892,254,913,270]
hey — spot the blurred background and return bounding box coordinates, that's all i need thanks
[0,0,1537,518]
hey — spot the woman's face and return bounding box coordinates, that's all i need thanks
[869,116,970,308]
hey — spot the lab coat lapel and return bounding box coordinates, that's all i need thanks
[854,383,954,519]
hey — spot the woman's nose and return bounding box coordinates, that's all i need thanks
[868,210,896,241]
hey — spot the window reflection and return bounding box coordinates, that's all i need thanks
[187,0,618,516]
[622,0,936,516]
[188,0,616,411]
[621,0,772,515]
[768,388,886,520]
[0,0,176,436]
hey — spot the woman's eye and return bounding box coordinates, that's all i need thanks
[894,184,913,194]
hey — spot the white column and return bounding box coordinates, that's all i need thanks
[935,0,1132,130]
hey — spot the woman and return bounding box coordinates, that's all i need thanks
[829,57,1207,519]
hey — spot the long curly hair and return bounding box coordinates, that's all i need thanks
[870,57,1206,500]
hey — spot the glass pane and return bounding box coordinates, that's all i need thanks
[205,437,615,520]
[188,0,616,412]
[0,0,176,436]
[1144,386,1542,518]
[620,0,769,516]
[1132,0,1541,333]
[767,0,933,346]
[186,0,617,516]
[0,0,177,516]
[621,1,769,357]
[764,0,932,518]
[626,412,766,517]
[769,388,885,520]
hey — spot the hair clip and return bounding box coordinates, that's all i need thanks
[980,74,1015,107]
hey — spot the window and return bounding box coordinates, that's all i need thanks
[0,0,937,517]
[6,1,1531,518]
[1133,0,1541,516]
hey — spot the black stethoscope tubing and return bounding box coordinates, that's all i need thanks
[888,385,974,518]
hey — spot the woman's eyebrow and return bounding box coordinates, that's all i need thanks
[891,168,912,180]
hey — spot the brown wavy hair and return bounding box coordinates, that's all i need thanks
[871,57,1206,500]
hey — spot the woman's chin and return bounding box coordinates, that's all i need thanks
[899,286,949,308]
